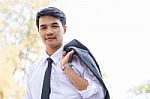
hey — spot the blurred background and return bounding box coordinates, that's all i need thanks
[0,0,150,99]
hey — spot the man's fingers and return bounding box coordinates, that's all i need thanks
[62,51,67,55]
[61,50,75,65]
[67,50,75,56]
[61,51,66,58]
[69,50,75,54]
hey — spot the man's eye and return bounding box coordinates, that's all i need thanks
[40,27,47,30]
[52,25,59,28]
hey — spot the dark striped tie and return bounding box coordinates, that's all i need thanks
[41,58,53,99]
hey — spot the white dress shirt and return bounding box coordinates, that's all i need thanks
[26,46,104,99]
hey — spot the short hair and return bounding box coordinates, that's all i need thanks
[36,7,66,29]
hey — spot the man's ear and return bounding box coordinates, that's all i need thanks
[63,26,67,34]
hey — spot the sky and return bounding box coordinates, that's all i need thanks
[49,0,150,98]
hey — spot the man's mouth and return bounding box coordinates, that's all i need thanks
[46,36,56,40]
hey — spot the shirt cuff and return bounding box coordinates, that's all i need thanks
[78,77,99,98]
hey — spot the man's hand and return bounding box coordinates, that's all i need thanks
[60,50,75,67]
[60,49,89,91]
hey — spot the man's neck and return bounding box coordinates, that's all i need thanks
[46,46,62,56]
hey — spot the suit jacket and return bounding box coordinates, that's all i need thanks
[63,39,110,99]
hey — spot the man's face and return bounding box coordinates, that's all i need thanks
[39,16,66,50]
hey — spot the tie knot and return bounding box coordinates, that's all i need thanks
[47,58,53,64]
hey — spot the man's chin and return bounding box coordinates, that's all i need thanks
[46,43,61,49]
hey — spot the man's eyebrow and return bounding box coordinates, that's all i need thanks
[51,22,59,25]
[40,24,46,27]
[39,22,59,27]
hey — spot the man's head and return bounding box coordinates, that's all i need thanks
[36,7,67,52]
[36,7,66,29]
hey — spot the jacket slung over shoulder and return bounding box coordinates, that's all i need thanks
[64,39,110,99]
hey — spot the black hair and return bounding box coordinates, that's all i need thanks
[36,7,66,29]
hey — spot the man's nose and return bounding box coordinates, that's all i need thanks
[46,27,53,35]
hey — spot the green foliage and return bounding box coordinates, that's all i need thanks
[0,0,54,99]
[131,81,150,95]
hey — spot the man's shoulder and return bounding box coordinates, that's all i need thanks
[26,54,46,80]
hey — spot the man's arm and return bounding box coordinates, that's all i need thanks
[63,64,89,91]
[61,50,105,99]
[61,50,88,91]
[26,74,33,99]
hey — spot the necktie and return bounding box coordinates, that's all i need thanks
[41,58,53,99]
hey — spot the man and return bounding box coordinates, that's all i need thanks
[26,7,107,99]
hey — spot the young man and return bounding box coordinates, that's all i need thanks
[26,7,107,99]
